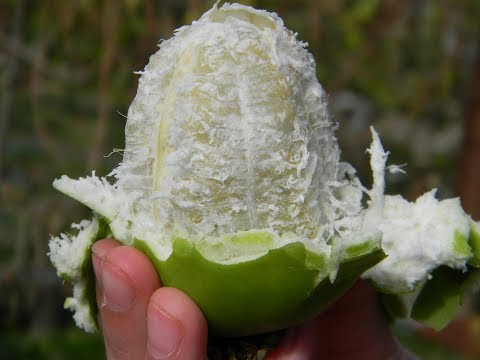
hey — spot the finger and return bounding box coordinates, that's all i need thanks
[265,322,317,360]
[314,280,401,359]
[92,241,161,359]
[268,280,405,360]
[146,287,208,360]
[92,238,121,305]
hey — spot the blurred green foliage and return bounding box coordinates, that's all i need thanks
[1,0,479,358]
[0,329,105,360]
[394,324,468,360]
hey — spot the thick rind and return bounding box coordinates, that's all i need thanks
[50,210,384,336]
[48,216,111,333]
[410,266,480,330]
[362,191,473,293]
[53,175,121,222]
[117,2,342,243]
[134,235,384,336]
[468,223,480,267]
[53,175,136,243]
[49,218,99,280]
[379,226,480,329]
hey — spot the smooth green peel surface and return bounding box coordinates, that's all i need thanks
[468,225,480,267]
[411,266,480,330]
[454,231,473,258]
[135,234,384,336]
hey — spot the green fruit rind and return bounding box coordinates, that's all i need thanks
[134,235,384,337]
[380,273,464,332]
[454,230,473,259]
[51,217,385,336]
[468,223,480,267]
[362,192,475,295]
[410,266,480,330]
[300,240,386,318]
[378,227,480,330]
[50,216,111,333]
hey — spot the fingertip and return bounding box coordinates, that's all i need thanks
[92,239,121,289]
[92,238,122,258]
[147,287,208,360]
[94,243,162,359]
[105,245,161,295]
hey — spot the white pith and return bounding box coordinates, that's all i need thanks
[363,191,472,292]
[53,3,366,260]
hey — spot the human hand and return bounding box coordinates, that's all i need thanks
[267,280,415,359]
[92,239,208,359]
[92,239,414,359]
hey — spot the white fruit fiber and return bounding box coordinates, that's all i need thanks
[54,2,364,260]
[363,191,472,292]
[49,218,99,279]
[117,2,343,244]
[49,218,99,332]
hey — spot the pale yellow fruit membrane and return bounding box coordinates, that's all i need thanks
[49,2,480,335]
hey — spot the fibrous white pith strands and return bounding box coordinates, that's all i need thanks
[117,3,343,245]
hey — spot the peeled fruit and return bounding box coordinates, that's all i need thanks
[49,3,480,336]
